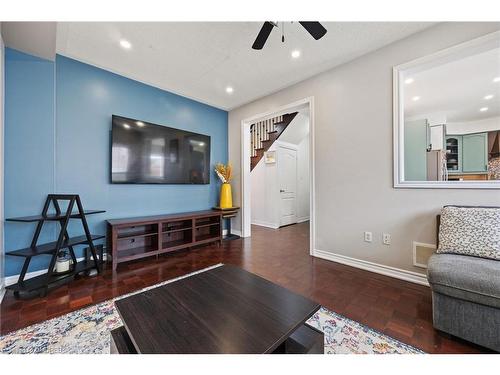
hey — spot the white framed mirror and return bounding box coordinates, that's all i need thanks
[393,31,500,188]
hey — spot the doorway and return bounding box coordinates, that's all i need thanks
[240,97,315,255]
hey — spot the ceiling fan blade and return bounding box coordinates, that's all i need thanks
[252,22,275,50]
[298,22,327,40]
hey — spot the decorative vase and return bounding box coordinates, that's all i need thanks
[220,183,233,208]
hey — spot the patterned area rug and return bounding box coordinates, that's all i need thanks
[0,264,423,354]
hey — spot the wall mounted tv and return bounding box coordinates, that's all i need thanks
[111,115,211,184]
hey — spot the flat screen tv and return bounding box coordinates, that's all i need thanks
[111,115,210,184]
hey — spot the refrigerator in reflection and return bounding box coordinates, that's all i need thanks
[427,150,447,181]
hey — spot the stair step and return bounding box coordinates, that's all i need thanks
[250,111,298,172]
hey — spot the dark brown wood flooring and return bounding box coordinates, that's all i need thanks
[0,222,490,353]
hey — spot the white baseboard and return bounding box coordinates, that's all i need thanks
[4,254,107,287]
[223,229,242,237]
[313,249,429,286]
[231,229,242,237]
[297,216,310,223]
[251,220,279,229]
[0,284,5,304]
[4,268,49,286]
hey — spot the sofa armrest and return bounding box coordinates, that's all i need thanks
[436,214,441,248]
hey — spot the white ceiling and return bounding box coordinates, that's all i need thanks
[2,22,56,60]
[404,47,500,122]
[55,22,435,110]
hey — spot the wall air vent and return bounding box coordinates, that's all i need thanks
[413,241,436,268]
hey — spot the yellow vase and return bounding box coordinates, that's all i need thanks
[219,183,233,209]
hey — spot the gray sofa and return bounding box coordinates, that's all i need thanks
[427,212,500,352]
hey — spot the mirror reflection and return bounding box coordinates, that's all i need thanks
[403,43,500,182]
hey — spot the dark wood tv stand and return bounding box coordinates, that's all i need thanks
[107,210,222,270]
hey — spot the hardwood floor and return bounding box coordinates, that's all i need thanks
[0,222,490,353]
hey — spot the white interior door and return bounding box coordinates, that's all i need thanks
[278,145,297,227]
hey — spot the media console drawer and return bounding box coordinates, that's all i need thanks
[107,210,222,270]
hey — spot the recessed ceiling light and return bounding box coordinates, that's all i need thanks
[404,78,414,84]
[119,39,132,50]
[123,123,131,129]
[412,96,420,101]
[225,86,234,94]
[291,50,301,58]
[480,107,489,112]
[484,94,494,100]
[493,77,500,83]
[136,121,145,127]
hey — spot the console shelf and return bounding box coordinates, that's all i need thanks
[162,227,192,234]
[5,194,105,298]
[7,234,105,257]
[117,231,158,241]
[107,210,222,270]
[195,222,221,229]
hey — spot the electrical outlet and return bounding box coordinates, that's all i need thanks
[383,233,391,245]
[364,232,373,243]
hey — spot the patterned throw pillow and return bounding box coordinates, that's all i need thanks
[437,206,500,260]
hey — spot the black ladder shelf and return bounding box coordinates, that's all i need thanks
[5,194,105,298]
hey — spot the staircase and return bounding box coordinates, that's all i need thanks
[250,112,298,171]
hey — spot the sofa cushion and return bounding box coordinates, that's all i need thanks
[437,206,500,260]
[427,254,500,308]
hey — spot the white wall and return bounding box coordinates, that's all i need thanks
[229,23,500,276]
[0,24,5,302]
[297,135,310,221]
[447,116,500,135]
[251,142,280,228]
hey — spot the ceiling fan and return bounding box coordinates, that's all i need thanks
[252,21,327,50]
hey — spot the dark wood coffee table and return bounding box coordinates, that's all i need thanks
[112,265,323,354]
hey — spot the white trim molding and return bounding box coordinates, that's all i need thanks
[313,249,429,286]
[297,216,310,223]
[412,241,437,269]
[251,220,280,229]
[231,229,242,237]
[393,30,500,190]
[240,96,316,257]
[223,229,242,237]
[4,253,107,286]
[0,284,5,304]
[4,268,48,286]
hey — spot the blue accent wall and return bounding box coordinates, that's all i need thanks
[4,51,228,277]
[5,49,57,276]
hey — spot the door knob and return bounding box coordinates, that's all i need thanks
[280,189,285,193]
